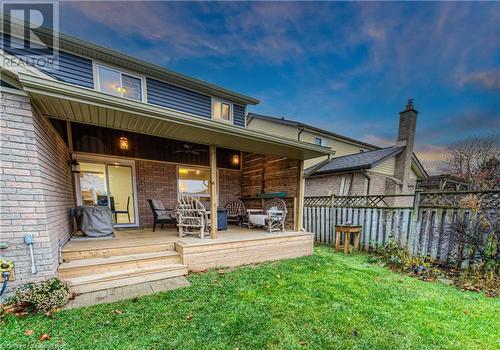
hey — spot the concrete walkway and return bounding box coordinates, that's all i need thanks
[64,276,190,309]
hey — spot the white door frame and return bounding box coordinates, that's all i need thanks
[74,153,140,228]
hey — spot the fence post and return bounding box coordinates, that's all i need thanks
[408,190,421,255]
[330,195,336,245]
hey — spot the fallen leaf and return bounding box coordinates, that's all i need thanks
[218,269,225,275]
[463,310,469,315]
[113,309,123,314]
[186,313,193,321]
[351,329,358,337]
[38,334,51,341]
[191,268,208,274]
[25,329,34,336]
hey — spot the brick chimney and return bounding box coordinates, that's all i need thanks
[394,99,418,192]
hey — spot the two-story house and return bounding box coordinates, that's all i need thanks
[0,18,330,301]
[247,102,428,199]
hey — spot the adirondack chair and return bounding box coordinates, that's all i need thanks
[247,198,287,233]
[224,200,246,226]
[175,196,210,238]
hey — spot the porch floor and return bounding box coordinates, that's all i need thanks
[60,226,313,305]
[62,226,310,252]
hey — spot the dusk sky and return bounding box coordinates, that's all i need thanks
[60,1,499,173]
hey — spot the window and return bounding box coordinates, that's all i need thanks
[314,137,323,146]
[212,98,232,122]
[96,65,143,101]
[339,175,351,196]
[178,167,210,197]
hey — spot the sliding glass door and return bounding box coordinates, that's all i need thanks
[77,157,138,227]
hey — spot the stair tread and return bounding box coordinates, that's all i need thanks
[63,263,187,286]
[71,270,189,294]
[59,251,180,270]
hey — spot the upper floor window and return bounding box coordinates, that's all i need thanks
[96,65,143,101]
[314,137,323,146]
[212,98,232,123]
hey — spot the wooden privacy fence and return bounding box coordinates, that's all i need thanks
[303,190,499,263]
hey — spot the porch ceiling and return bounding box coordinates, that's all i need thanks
[18,73,331,160]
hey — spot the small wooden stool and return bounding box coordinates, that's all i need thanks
[335,225,362,253]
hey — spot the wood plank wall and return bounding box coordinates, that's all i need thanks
[241,152,299,229]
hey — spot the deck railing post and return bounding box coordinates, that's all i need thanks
[209,145,218,239]
[408,190,421,256]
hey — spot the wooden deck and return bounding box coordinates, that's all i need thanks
[60,227,313,300]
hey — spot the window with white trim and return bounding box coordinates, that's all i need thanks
[212,98,232,122]
[96,65,143,101]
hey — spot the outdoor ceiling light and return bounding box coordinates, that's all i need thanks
[119,136,129,150]
[232,154,240,166]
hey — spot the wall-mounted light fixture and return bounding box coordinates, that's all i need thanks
[231,154,240,166]
[119,136,129,150]
[69,159,80,173]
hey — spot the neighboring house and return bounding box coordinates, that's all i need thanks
[247,100,427,198]
[419,174,470,192]
[305,100,428,198]
[0,19,329,299]
[247,113,376,169]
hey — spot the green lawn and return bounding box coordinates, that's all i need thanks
[2,246,499,350]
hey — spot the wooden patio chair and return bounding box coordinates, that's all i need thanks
[147,199,176,232]
[175,196,210,238]
[247,198,287,233]
[224,200,246,226]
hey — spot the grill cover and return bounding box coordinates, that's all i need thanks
[73,206,114,237]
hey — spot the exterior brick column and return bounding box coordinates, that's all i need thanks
[0,91,74,299]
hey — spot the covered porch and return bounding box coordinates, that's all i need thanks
[16,72,330,302]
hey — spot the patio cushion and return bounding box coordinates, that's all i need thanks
[151,199,166,211]
[249,214,267,226]
[157,213,172,220]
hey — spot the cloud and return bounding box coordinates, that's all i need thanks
[361,135,394,148]
[414,144,449,174]
[458,70,500,90]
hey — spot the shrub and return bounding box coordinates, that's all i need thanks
[372,241,439,281]
[455,264,500,297]
[11,278,73,314]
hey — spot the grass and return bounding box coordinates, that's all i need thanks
[1,246,499,350]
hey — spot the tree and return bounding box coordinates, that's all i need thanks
[443,134,500,190]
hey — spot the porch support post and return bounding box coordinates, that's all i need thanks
[294,159,305,231]
[209,144,218,239]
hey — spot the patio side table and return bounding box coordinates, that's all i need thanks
[335,225,362,253]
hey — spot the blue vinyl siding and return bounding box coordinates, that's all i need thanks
[146,78,212,118]
[1,34,94,89]
[233,104,246,127]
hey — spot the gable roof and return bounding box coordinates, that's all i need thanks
[306,146,404,176]
[247,113,378,149]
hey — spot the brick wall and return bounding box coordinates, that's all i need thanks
[219,169,241,207]
[305,172,368,197]
[135,160,241,228]
[0,91,74,299]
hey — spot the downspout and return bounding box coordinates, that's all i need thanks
[361,170,371,195]
[298,126,305,142]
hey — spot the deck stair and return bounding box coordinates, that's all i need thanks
[59,239,188,294]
